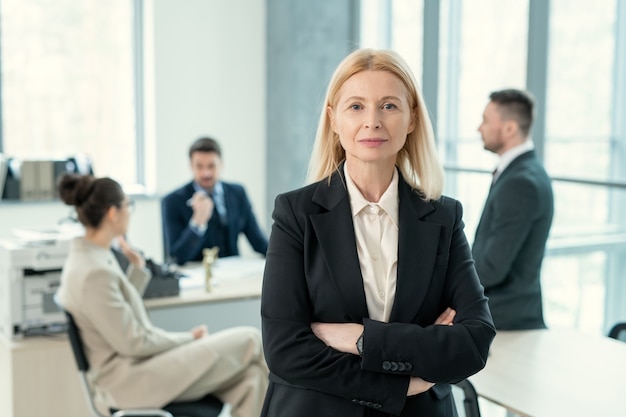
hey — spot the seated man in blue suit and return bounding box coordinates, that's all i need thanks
[162,137,268,265]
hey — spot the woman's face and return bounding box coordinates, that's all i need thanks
[328,70,415,168]
[114,196,133,236]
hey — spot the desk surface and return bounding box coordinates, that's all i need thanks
[145,257,264,309]
[470,328,626,417]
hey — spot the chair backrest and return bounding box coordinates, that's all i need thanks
[65,310,221,417]
[64,310,112,417]
[453,379,482,417]
[65,311,90,372]
[608,322,626,342]
[65,311,174,417]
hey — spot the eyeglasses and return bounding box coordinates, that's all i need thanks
[119,199,135,213]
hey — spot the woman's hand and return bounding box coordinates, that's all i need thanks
[403,308,454,395]
[117,236,145,269]
[435,307,456,326]
[190,324,209,339]
[311,322,364,355]
[407,377,435,396]
[311,309,455,355]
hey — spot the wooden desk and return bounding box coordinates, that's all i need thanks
[147,257,264,308]
[470,328,626,417]
[0,257,263,417]
[0,334,92,417]
[146,257,264,332]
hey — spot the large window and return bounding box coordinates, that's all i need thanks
[360,0,423,84]
[0,0,143,188]
[361,0,626,337]
[438,0,528,169]
[545,0,617,182]
[542,0,626,333]
[437,0,529,233]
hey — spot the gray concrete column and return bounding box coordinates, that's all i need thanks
[265,0,359,224]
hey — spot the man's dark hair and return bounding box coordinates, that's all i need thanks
[489,89,535,137]
[188,137,222,159]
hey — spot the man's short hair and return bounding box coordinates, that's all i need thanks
[189,137,222,159]
[489,89,535,137]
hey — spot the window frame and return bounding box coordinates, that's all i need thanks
[0,0,147,189]
[364,0,626,335]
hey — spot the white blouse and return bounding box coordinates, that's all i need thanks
[344,164,399,322]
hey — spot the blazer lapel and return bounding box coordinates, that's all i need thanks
[184,182,196,217]
[493,150,535,186]
[389,178,441,323]
[309,169,369,322]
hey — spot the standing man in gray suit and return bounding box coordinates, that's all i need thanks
[472,89,554,330]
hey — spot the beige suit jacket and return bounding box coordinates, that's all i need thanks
[57,238,219,412]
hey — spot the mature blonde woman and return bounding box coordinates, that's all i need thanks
[260,49,495,417]
[56,173,268,417]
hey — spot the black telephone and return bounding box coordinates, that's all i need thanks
[111,248,180,298]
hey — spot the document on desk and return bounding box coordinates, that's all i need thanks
[178,257,265,290]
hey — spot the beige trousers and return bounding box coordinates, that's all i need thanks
[174,326,269,417]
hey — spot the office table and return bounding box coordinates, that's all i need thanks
[150,256,264,306]
[0,256,264,417]
[146,257,264,332]
[470,328,626,417]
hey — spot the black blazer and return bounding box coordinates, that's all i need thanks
[161,181,268,264]
[472,150,554,330]
[261,168,495,417]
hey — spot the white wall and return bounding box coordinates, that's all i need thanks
[151,0,266,200]
[0,0,267,263]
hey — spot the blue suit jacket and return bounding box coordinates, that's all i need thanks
[161,181,268,264]
[261,168,495,417]
[472,150,554,330]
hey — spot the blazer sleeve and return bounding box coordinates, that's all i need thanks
[162,193,205,265]
[262,194,411,416]
[361,199,495,383]
[126,264,151,295]
[81,266,193,357]
[238,187,268,256]
[473,176,541,288]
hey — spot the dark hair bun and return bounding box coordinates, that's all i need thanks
[57,173,95,207]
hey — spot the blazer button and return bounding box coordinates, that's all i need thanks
[382,361,391,371]
[397,362,406,371]
[373,403,382,409]
[404,362,413,371]
[390,362,398,371]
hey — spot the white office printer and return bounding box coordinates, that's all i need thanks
[0,227,78,340]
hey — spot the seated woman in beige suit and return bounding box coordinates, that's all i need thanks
[55,173,268,417]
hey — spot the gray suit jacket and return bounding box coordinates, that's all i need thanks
[472,150,554,330]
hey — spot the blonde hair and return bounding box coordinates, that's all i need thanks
[306,48,443,201]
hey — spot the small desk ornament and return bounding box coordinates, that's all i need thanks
[202,246,219,292]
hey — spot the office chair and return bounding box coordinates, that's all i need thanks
[608,322,626,342]
[64,310,224,417]
[453,379,481,417]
